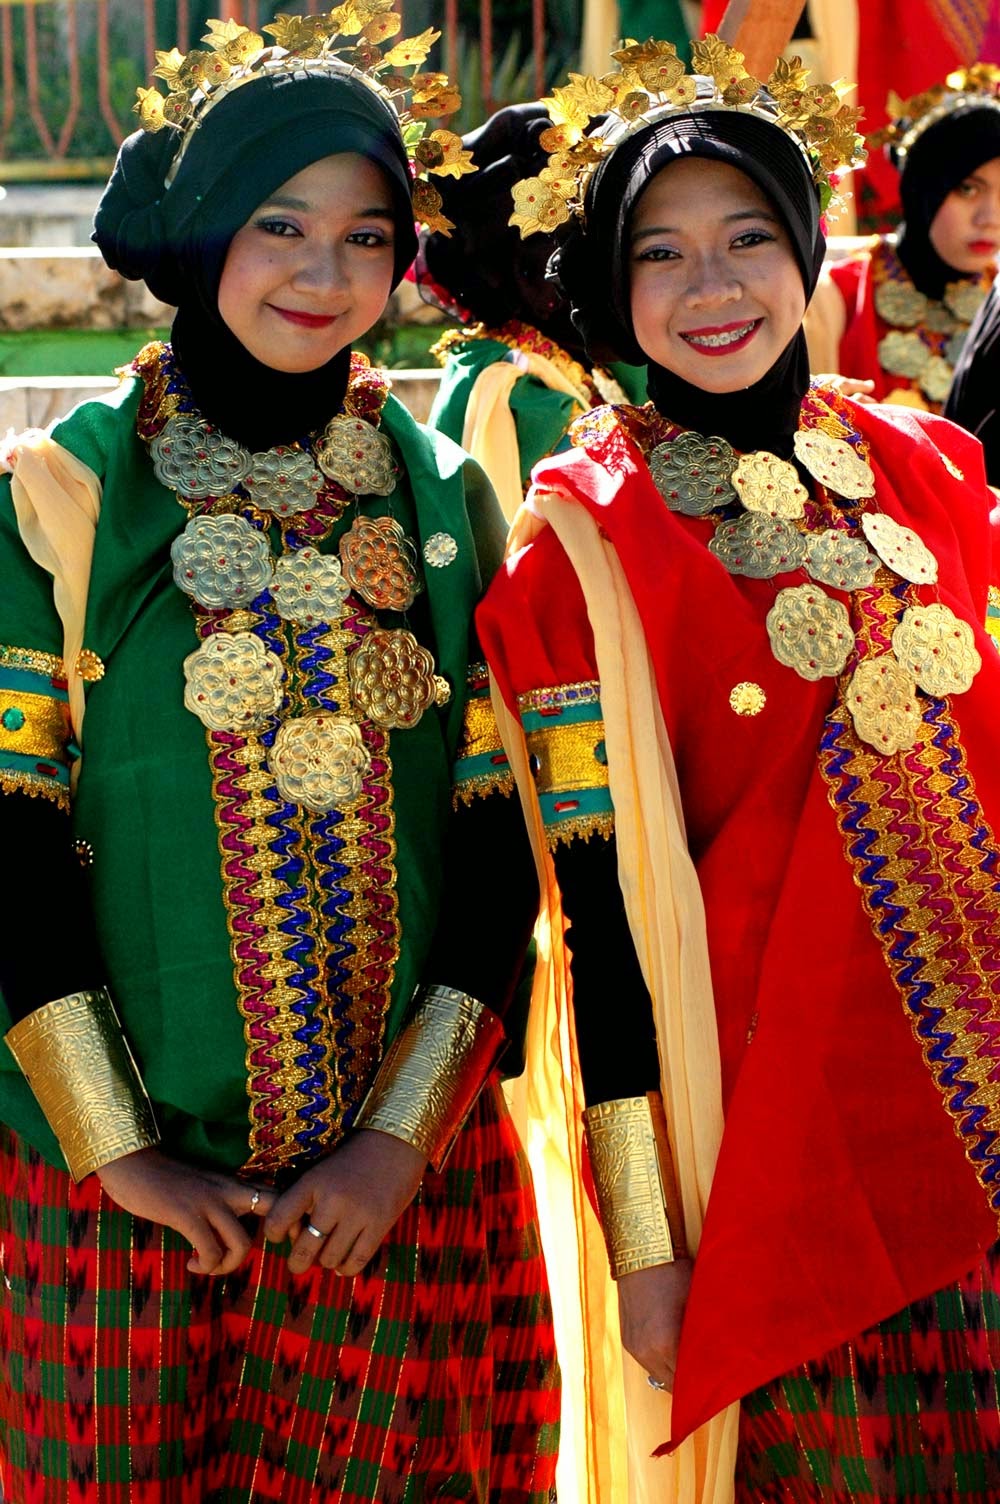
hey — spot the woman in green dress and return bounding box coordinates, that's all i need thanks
[0,15,558,1502]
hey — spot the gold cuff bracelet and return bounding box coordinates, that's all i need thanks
[356,984,505,1170]
[5,987,159,1181]
[582,1091,687,1279]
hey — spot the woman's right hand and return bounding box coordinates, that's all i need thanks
[617,1258,694,1391]
[97,1146,274,1276]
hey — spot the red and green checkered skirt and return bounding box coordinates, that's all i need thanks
[0,1080,559,1503]
[737,1242,1000,1501]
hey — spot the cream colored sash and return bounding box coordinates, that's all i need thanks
[461,352,593,522]
[2,431,103,776]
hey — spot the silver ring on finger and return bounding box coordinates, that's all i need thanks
[249,1190,261,1213]
[306,1222,327,1240]
[647,1375,669,1392]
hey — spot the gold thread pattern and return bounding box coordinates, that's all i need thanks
[525,717,610,796]
[4,989,159,1181]
[0,689,71,760]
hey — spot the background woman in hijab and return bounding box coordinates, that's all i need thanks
[805,68,1000,412]
[478,35,1000,1504]
[0,16,559,1501]
[418,101,645,521]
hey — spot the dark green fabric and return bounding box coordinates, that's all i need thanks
[609,360,649,405]
[619,0,691,64]
[428,341,581,486]
[0,369,506,1173]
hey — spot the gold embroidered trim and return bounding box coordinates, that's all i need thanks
[544,809,615,850]
[0,769,70,810]
[517,678,601,714]
[0,644,65,678]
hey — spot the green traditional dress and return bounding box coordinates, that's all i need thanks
[0,343,559,1503]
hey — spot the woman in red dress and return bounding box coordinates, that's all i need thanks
[480,34,1000,1504]
[806,68,1000,412]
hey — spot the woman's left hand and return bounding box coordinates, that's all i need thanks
[265,1129,427,1276]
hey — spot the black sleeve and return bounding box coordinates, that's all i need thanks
[0,794,105,1022]
[422,790,539,1021]
[945,279,1000,486]
[553,834,661,1105]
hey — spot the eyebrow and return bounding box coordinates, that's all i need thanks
[256,194,395,217]
[631,208,779,244]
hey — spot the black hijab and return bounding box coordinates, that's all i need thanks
[551,103,826,456]
[93,68,417,449]
[417,102,588,360]
[896,103,1000,300]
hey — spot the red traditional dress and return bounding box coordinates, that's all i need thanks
[820,237,994,410]
[479,385,1000,1499]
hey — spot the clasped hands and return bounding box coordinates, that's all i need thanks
[97,1128,428,1278]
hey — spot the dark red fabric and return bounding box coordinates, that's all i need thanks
[827,247,888,395]
[478,398,1000,1445]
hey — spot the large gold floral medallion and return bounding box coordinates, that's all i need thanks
[877,330,928,381]
[182,631,284,732]
[846,656,923,754]
[151,414,251,499]
[944,280,989,325]
[860,513,938,585]
[171,513,272,608]
[708,512,807,579]
[766,584,854,681]
[732,451,807,518]
[315,415,397,496]
[874,279,928,328]
[350,628,437,729]
[923,303,958,335]
[244,447,324,517]
[271,547,352,626]
[269,713,371,811]
[792,430,875,499]
[648,432,736,516]
[891,602,981,697]
[339,515,420,612]
[804,529,879,590]
[918,355,954,406]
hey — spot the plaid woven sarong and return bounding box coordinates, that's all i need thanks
[0,1080,559,1503]
[737,1243,1000,1501]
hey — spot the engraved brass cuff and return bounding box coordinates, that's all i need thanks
[4,988,159,1182]
[356,985,505,1170]
[582,1091,687,1279]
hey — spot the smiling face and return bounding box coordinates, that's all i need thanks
[217,152,397,373]
[928,156,1000,274]
[628,156,807,392]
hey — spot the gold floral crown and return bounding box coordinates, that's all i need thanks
[132,6,475,235]
[509,34,865,238]
[870,64,1000,163]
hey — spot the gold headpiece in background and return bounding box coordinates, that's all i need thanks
[871,64,1000,164]
[132,6,475,235]
[509,33,865,238]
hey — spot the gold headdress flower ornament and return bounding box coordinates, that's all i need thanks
[132,7,474,235]
[870,64,1000,164]
[509,33,866,238]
